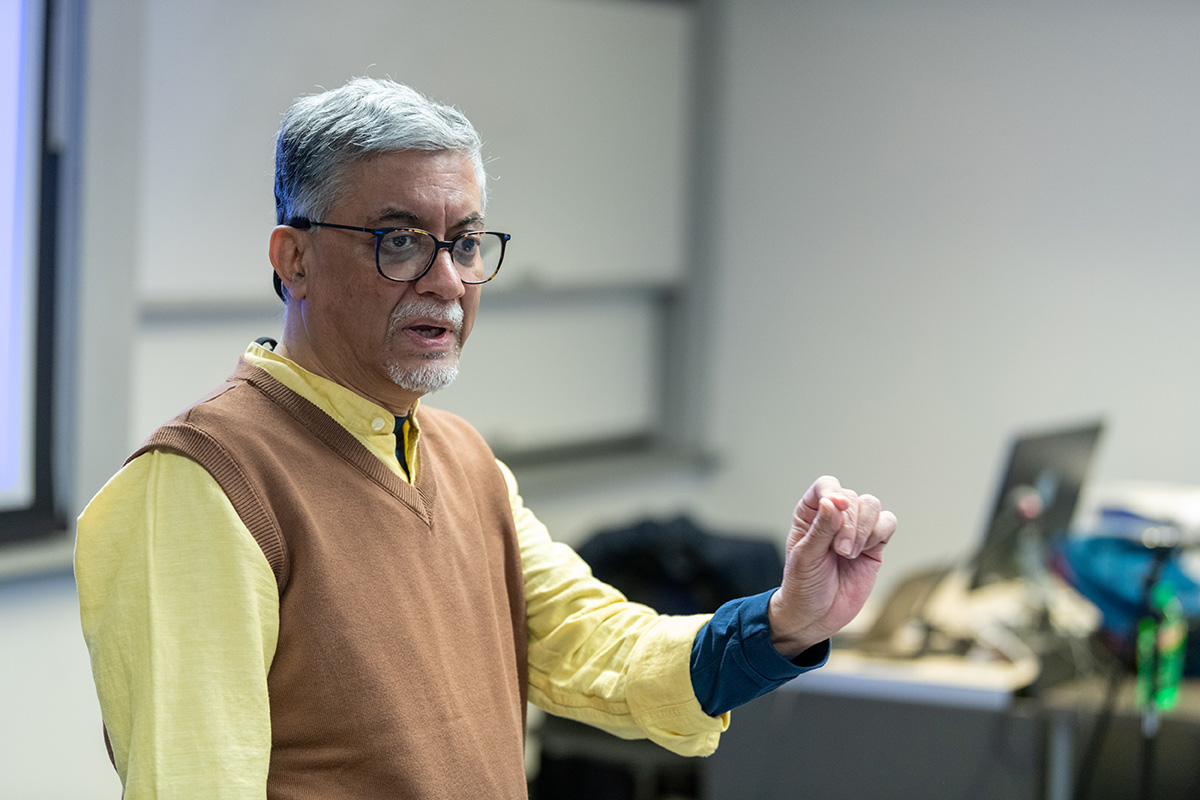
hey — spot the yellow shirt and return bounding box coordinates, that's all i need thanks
[75,343,728,798]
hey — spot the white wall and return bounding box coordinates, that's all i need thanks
[0,573,119,798]
[698,0,1200,590]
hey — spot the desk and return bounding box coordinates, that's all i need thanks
[705,647,1042,800]
[1045,677,1200,800]
[796,647,1038,709]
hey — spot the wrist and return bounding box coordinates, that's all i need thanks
[767,590,825,659]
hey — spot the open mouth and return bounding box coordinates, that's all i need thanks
[410,324,448,339]
[388,299,463,347]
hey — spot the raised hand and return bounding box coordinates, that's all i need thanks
[767,476,898,658]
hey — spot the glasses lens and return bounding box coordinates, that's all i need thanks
[377,230,436,281]
[451,233,504,284]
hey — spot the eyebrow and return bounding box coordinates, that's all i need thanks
[372,208,486,233]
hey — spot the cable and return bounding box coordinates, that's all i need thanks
[1072,545,1174,800]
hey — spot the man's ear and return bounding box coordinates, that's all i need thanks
[269,225,309,300]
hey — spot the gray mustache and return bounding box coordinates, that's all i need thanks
[388,300,463,334]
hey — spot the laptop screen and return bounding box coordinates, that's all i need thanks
[968,420,1103,589]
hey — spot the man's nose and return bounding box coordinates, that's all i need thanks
[414,250,465,300]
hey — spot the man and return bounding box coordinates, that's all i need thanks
[76,78,896,798]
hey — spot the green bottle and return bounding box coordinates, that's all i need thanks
[1136,581,1188,712]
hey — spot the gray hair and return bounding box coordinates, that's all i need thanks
[274,77,487,226]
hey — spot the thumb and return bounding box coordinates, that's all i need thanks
[793,495,847,556]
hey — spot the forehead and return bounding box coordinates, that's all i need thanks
[334,150,481,225]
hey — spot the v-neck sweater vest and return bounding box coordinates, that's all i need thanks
[132,360,529,799]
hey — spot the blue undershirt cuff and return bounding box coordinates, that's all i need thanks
[689,588,830,717]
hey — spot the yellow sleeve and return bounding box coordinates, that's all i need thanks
[75,450,279,799]
[500,461,729,757]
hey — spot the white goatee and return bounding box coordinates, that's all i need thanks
[384,298,465,395]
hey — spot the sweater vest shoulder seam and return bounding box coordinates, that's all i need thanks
[131,421,291,591]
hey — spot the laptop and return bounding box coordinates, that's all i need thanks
[968,420,1104,589]
[856,419,1104,655]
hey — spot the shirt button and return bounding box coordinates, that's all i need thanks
[371,418,386,432]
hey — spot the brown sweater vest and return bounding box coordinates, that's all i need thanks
[133,360,529,798]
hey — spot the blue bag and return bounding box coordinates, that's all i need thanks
[1054,534,1200,675]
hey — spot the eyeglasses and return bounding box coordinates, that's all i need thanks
[289,219,510,284]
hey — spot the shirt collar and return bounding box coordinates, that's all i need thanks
[243,342,421,472]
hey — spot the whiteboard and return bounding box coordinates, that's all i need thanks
[134,0,692,304]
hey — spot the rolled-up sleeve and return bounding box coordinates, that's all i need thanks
[501,461,728,757]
